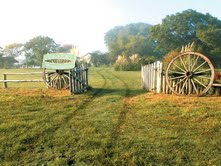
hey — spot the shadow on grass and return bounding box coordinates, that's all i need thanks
[87,87,146,97]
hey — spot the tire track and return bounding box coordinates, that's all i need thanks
[18,69,109,148]
[104,72,132,160]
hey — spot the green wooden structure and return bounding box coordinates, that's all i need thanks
[42,53,77,89]
[42,53,89,94]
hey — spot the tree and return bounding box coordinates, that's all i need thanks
[23,36,58,67]
[90,51,110,67]
[3,43,23,58]
[0,46,19,68]
[150,9,221,65]
[0,47,3,68]
[2,57,18,68]
[57,44,74,53]
[104,23,158,59]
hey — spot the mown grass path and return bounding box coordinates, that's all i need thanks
[0,67,221,165]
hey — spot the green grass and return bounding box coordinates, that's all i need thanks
[0,67,221,165]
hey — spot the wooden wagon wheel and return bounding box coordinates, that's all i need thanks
[42,68,70,89]
[165,52,215,96]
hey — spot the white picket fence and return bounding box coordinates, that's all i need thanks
[141,61,168,93]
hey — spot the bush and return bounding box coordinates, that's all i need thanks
[114,54,141,71]
[141,56,157,65]
[163,49,180,70]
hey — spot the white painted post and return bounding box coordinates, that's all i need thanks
[152,62,156,91]
[156,61,163,93]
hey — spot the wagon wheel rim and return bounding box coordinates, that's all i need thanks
[42,68,70,89]
[165,52,215,96]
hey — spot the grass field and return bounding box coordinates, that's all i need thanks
[0,67,221,165]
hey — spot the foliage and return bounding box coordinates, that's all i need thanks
[114,54,141,71]
[150,9,221,66]
[0,68,221,165]
[2,57,18,68]
[0,47,3,68]
[90,51,112,67]
[105,23,159,59]
[57,44,73,53]
[3,43,23,58]
[0,46,19,68]
[23,36,59,67]
[163,49,180,69]
[141,56,157,65]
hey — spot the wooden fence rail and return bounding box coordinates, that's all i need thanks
[0,72,43,88]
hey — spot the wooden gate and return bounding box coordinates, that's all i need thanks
[69,64,89,94]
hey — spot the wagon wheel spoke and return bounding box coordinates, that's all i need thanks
[61,75,69,87]
[172,63,186,72]
[171,75,186,80]
[47,72,57,81]
[48,74,58,86]
[188,78,191,94]
[196,75,212,80]
[59,75,62,89]
[194,69,212,75]
[168,70,185,75]
[179,78,188,94]
[179,56,188,71]
[193,60,207,72]
[54,76,59,89]
[193,77,207,88]
[191,79,199,95]
[172,76,187,88]
[191,55,199,71]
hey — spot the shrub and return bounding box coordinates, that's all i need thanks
[114,54,141,71]
[163,49,180,70]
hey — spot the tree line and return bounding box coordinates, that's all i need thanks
[105,9,221,68]
[0,36,74,68]
[1,9,221,69]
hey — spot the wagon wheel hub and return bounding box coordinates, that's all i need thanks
[56,70,64,75]
[186,71,194,78]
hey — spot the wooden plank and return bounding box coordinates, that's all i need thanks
[156,61,163,93]
[4,72,42,75]
[69,69,73,95]
[85,64,88,88]
[212,83,221,87]
[152,62,156,91]
[0,80,44,82]
[162,76,165,93]
[3,74,7,88]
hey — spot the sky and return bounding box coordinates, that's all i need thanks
[1,0,221,55]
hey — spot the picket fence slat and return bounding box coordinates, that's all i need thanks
[142,61,171,94]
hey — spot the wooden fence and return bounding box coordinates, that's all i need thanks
[141,61,185,94]
[0,72,43,88]
[70,64,89,94]
[141,61,163,93]
[141,61,173,94]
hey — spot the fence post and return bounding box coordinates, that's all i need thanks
[153,62,156,91]
[3,74,7,88]
[69,69,73,95]
[156,61,163,93]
